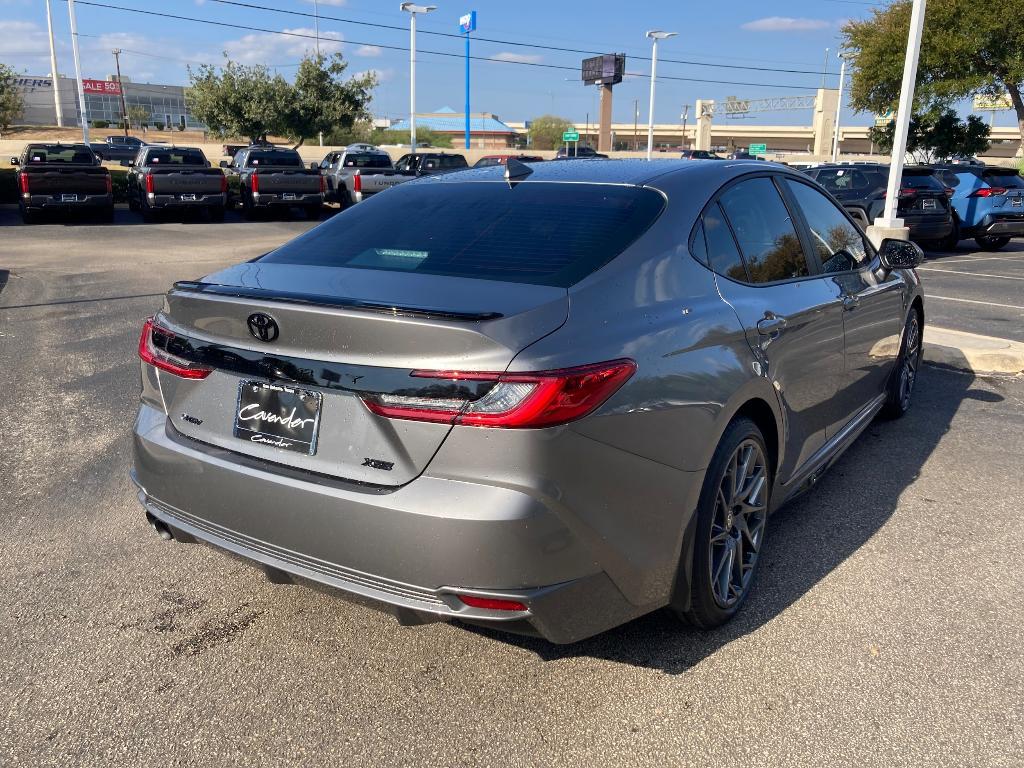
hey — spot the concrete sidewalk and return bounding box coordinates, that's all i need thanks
[925,326,1024,375]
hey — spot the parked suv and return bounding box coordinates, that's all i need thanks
[132,160,923,644]
[803,163,953,243]
[554,144,608,159]
[932,165,1024,250]
[393,152,469,176]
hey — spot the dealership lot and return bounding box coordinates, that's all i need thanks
[1,213,1022,767]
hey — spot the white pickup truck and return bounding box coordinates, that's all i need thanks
[313,144,414,208]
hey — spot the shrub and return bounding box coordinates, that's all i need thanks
[154,121,165,131]
[92,120,110,129]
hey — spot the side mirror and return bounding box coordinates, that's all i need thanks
[219,160,229,168]
[119,159,132,167]
[10,157,19,166]
[877,238,924,271]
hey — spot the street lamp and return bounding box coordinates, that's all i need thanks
[831,51,855,162]
[400,3,437,156]
[645,30,677,160]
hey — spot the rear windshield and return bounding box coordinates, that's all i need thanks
[260,182,666,287]
[982,169,1024,189]
[246,150,302,167]
[146,149,207,166]
[901,169,944,190]
[342,153,392,169]
[25,145,94,164]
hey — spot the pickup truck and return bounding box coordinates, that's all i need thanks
[393,152,470,176]
[124,145,227,222]
[223,146,324,219]
[10,143,113,224]
[314,143,412,208]
[89,135,145,162]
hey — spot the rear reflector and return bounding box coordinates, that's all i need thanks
[970,186,1007,198]
[457,594,528,612]
[138,317,213,379]
[362,359,636,429]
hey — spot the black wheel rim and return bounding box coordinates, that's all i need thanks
[709,439,768,609]
[899,315,921,410]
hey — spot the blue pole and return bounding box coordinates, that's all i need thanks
[464,31,470,150]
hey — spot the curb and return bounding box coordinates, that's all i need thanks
[924,327,1024,375]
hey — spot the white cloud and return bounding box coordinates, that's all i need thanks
[354,67,392,83]
[741,17,832,32]
[488,52,543,64]
[355,45,383,58]
[222,27,343,65]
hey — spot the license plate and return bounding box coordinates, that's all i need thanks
[181,193,197,201]
[1012,197,1022,207]
[234,381,322,455]
[282,193,298,200]
[61,194,78,202]
[921,198,937,210]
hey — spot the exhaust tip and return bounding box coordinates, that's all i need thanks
[145,511,174,541]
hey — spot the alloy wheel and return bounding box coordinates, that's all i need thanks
[898,314,921,411]
[709,439,768,609]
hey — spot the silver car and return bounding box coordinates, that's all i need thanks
[131,160,924,643]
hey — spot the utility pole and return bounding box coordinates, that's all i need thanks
[67,0,89,144]
[314,0,323,147]
[460,12,477,151]
[820,47,830,89]
[681,104,689,150]
[645,30,677,160]
[44,0,63,127]
[400,4,437,157]
[633,99,638,151]
[831,52,854,162]
[112,49,129,136]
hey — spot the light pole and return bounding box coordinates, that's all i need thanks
[314,0,322,146]
[44,0,63,128]
[681,104,689,150]
[633,99,639,151]
[645,30,677,160]
[400,3,437,156]
[67,0,89,144]
[112,49,130,136]
[831,51,854,162]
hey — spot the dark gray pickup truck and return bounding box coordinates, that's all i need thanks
[124,145,227,222]
[10,143,113,224]
[90,135,145,162]
[223,146,324,219]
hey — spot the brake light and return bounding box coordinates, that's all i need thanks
[220,173,228,194]
[137,317,212,379]
[883,187,918,199]
[457,595,527,612]
[105,174,112,194]
[970,186,1007,198]
[17,172,29,195]
[144,173,154,194]
[319,173,326,194]
[352,172,362,193]
[944,187,954,198]
[362,359,636,429]
[251,173,259,193]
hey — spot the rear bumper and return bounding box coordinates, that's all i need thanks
[906,217,952,241]
[149,192,226,208]
[23,193,112,209]
[979,212,1024,237]
[251,192,323,207]
[131,404,665,643]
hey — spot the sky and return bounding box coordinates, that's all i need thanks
[0,0,1017,128]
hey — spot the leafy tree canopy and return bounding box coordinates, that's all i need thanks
[286,54,376,148]
[528,115,574,150]
[869,108,991,162]
[0,62,25,131]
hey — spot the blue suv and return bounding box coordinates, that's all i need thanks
[932,165,1024,251]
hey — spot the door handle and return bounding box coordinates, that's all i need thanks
[756,312,788,336]
[842,294,861,311]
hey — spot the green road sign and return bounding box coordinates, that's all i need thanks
[562,131,580,142]
[748,143,767,155]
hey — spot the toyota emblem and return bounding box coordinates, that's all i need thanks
[247,312,279,342]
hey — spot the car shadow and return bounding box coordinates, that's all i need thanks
[461,355,988,673]
[0,205,325,227]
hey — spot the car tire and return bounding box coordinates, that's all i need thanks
[140,203,156,223]
[937,220,960,251]
[678,417,770,630]
[975,235,1010,251]
[207,205,225,223]
[305,204,321,220]
[882,308,922,420]
[21,207,37,225]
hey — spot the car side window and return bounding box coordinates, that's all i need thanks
[719,177,809,283]
[702,203,747,282]
[786,179,869,273]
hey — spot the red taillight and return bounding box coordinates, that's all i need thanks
[220,173,228,194]
[970,186,1007,198]
[883,187,918,199]
[251,173,259,193]
[17,172,29,195]
[105,173,112,194]
[362,359,637,429]
[457,594,528,612]
[944,187,954,198]
[137,317,213,379]
[144,173,154,194]
[352,172,362,193]
[319,173,326,194]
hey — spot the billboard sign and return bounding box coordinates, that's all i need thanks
[562,130,580,142]
[459,11,476,33]
[82,79,122,95]
[581,54,625,85]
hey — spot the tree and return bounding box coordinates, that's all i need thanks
[286,54,376,148]
[528,115,574,150]
[126,104,150,129]
[869,108,991,162]
[842,1,1024,149]
[186,59,293,143]
[371,126,452,148]
[0,62,25,131]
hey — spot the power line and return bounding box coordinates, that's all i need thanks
[55,0,823,91]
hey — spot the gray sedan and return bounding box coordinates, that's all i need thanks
[131,159,924,643]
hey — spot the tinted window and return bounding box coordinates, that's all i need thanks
[813,168,870,193]
[938,169,963,188]
[261,182,665,287]
[474,157,502,167]
[719,178,809,283]
[983,170,1024,189]
[787,180,868,273]
[702,204,747,281]
[246,150,303,167]
[441,156,468,168]
[690,220,708,263]
[25,144,94,164]
[146,149,206,165]
[342,153,393,169]
[901,170,944,190]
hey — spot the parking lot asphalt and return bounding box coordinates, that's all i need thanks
[1,213,1023,767]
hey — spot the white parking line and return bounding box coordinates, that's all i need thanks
[931,254,1024,265]
[918,267,1024,281]
[925,294,1024,311]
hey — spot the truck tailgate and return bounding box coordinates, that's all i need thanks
[151,169,224,195]
[23,167,109,196]
[253,170,321,194]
